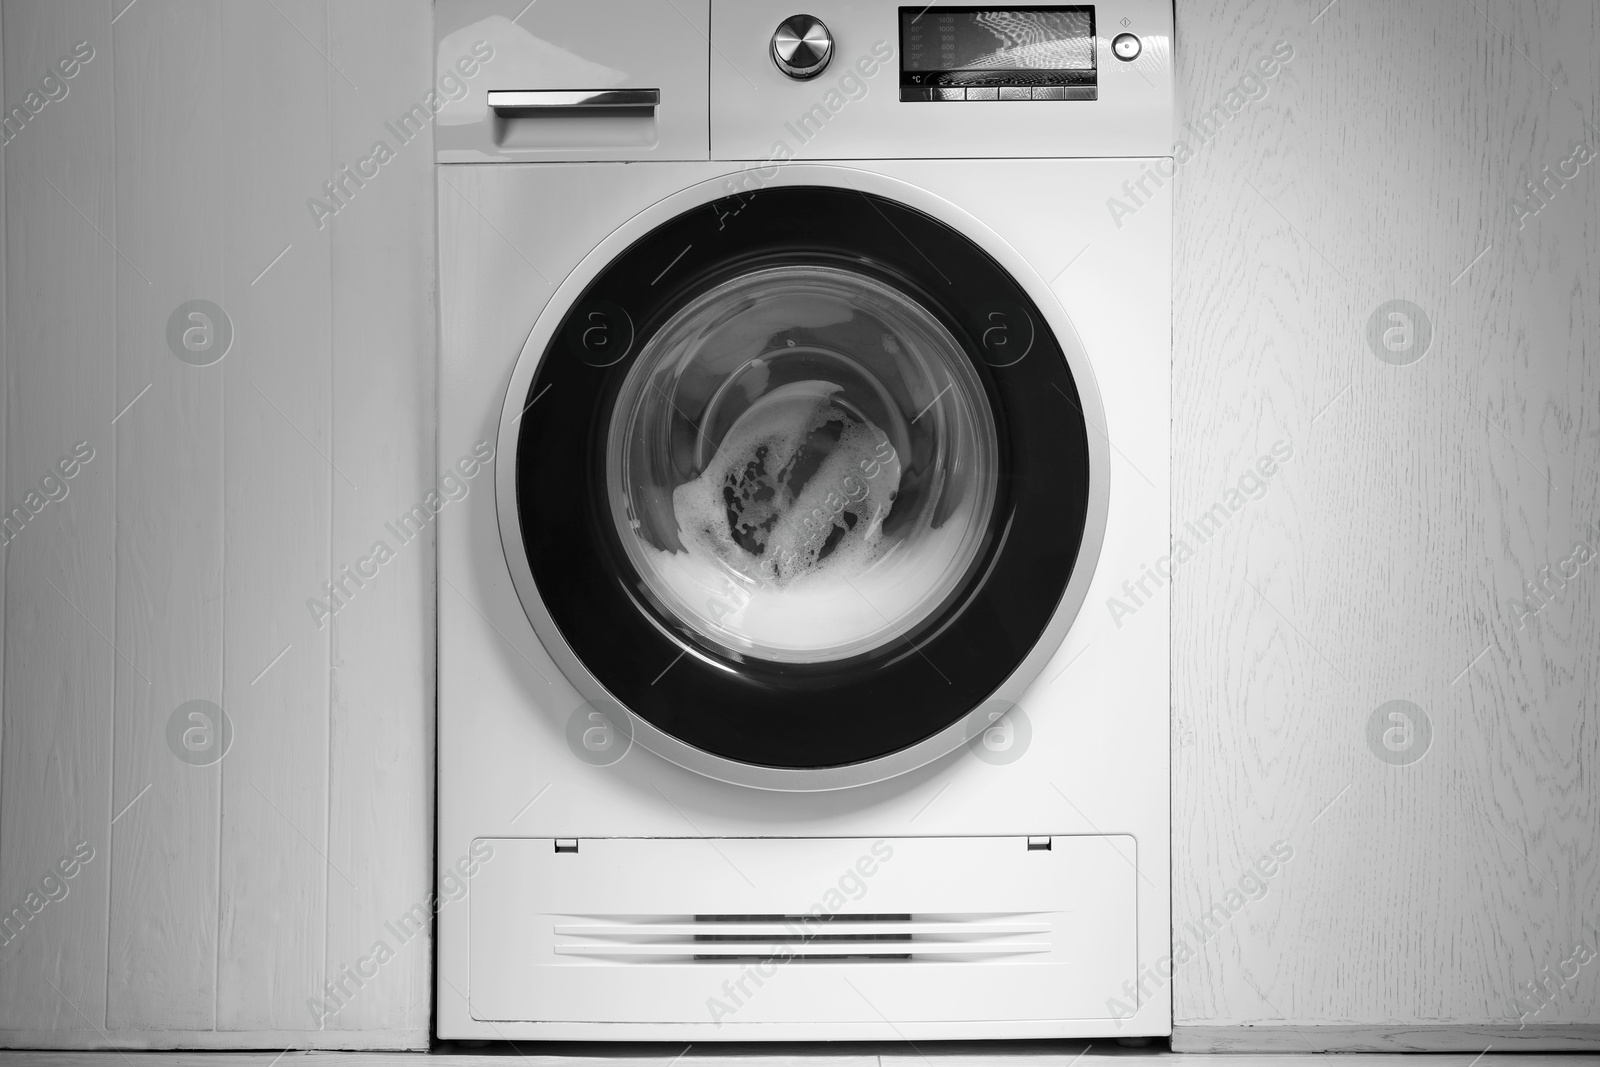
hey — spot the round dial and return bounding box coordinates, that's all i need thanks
[771,14,833,79]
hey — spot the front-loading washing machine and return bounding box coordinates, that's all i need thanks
[436,0,1172,1041]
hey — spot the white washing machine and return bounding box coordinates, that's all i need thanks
[436,0,1172,1041]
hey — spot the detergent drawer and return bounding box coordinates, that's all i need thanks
[435,0,709,162]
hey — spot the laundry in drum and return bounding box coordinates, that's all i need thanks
[617,263,994,663]
[673,379,903,586]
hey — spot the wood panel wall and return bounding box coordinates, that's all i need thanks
[1171,0,1600,1050]
[0,0,435,1049]
[1,0,1597,1052]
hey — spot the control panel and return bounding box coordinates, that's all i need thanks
[712,0,1173,160]
[434,0,1174,163]
[900,7,1099,102]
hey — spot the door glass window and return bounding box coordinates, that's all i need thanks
[607,265,998,664]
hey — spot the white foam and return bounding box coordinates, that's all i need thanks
[672,380,898,583]
[640,380,974,659]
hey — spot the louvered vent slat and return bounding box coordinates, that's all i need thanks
[552,913,1053,963]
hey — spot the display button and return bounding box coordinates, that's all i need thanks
[965,87,998,100]
[1032,86,1066,100]
[900,86,934,101]
[999,86,1030,101]
[935,87,965,101]
[1112,32,1141,61]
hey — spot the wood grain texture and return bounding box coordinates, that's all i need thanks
[324,0,435,1035]
[215,0,334,1032]
[0,1031,424,1052]
[107,0,225,1030]
[1172,0,1600,1039]
[1173,1023,1600,1052]
[0,0,433,1048]
[0,0,116,1033]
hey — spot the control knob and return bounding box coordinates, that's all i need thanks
[771,14,833,80]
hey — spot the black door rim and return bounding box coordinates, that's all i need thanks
[495,166,1111,791]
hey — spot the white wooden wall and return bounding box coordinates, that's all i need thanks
[0,0,435,1050]
[2,0,1598,1053]
[1172,0,1600,1050]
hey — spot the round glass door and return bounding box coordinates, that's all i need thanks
[509,185,1094,773]
[608,264,998,665]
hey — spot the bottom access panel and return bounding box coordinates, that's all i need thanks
[469,835,1138,1034]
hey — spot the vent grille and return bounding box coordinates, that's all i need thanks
[553,913,1052,963]
[692,913,913,961]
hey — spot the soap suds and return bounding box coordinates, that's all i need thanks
[642,380,972,659]
[673,380,900,586]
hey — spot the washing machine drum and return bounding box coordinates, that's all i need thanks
[513,186,1092,772]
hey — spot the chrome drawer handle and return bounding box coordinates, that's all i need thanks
[487,89,659,110]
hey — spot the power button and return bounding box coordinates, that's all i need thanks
[1112,32,1141,61]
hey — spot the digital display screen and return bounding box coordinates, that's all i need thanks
[899,7,1097,100]
[901,8,1095,72]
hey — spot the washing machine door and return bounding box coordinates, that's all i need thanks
[499,173,1107,790]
